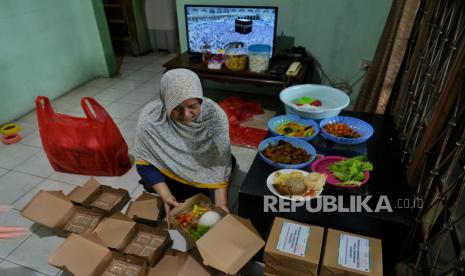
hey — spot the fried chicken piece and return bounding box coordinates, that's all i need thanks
[273,184,291,195]
[283,177,307,195]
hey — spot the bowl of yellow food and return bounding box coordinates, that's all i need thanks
[268,115,319,141]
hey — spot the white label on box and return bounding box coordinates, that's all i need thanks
[276,221,310,257]
[338,233,370,272]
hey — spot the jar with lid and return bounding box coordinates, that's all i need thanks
[200,43,212,64]
[224,42,248,71]
[248,44,271,73]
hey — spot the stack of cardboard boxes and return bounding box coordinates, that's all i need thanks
[264,217,383,276]
[20,178,383,275]
[20,178,266,276]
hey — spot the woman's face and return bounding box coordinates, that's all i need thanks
[170,98,202,125]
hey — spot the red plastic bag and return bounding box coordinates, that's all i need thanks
[36,96,131,176]
[219,96,264,125]
[229,126,268,149]
[219,96,268,149]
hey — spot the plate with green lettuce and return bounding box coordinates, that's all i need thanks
[311,155,373,187]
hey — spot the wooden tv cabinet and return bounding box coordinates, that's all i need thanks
[162,52,310,88]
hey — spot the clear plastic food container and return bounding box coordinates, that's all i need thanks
[225,42,248,71]
[248,44,271,73]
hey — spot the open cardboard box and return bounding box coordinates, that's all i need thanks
[320,229,383,276]
[126,192,163,224]
[93,212,170,266]
[264,217,324,276]
[168,193,266,275]
[148,249,215,276]
[49,233,148,276]
[21,190,105,236]
[67,178,130,215]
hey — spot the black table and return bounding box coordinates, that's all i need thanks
[238,111,414,273]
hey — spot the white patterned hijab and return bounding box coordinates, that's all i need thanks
[134,69,232,187]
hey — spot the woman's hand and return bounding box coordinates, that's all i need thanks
[214,188,229,213]
[152,183,180,227]
[0,206,26,240]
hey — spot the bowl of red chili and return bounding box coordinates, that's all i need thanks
[319,116,373,144]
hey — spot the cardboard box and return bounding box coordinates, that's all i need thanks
[21,190,105,236]
[264,217,324,276]
[148,250,214,276]
[49,233,148,276]
[320,229,383,276]
[93,212,170,266]
[126,192,163,224]
[169,193,266,275]
[169,193,226,246]
[67,178,130,215]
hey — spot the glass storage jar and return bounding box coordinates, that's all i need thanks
[200,43,212,64]
[248,44,271,73]
[224,42,248,71]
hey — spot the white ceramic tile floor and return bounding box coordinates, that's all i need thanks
[108,79,144,91]
[147,73,163,84]
[128,107,143,121]
[231,145,258,173]
[84,77,119,89]
[0,208,40,259]
[5,226,64,276]
[13,151,53,178]
[0,52,266,275]
[133,80,161,94]
[65,99,113,117]
[140,63,165,73]
[18,131,43,149]
[120,62,151,71]
[124,70,158,81]
[105,102,142,120]
[0,260,48,276]
[11,121,36,139]
[94,165,140,191]
[17,111,38,128]
[93,88,129,102]
[117,119,138,150]
[115,68,137,79]
[12,179,76,211]
[0,167,8,177]
[67,85,103,99]
[47,171,90,186]
[0,171,44,206]
[118,91,155,105]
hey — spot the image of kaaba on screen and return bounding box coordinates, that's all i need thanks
[185,5,278,54]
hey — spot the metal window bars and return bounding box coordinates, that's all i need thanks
[388,0,465,274]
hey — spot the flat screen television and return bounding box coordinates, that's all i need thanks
[185,5,278,56]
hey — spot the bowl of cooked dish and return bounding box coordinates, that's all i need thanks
[279,84,350,120]
[266,169,326,200]
[258,136,317,169]
[319,116,374,144]
[268,115,319,141]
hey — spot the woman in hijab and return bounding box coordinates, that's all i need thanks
[134,69,233,217]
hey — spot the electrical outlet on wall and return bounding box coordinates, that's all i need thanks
[360,59,371,70]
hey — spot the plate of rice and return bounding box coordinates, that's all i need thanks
[266,169,326,201]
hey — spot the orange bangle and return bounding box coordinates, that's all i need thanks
[2,134,21,144]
